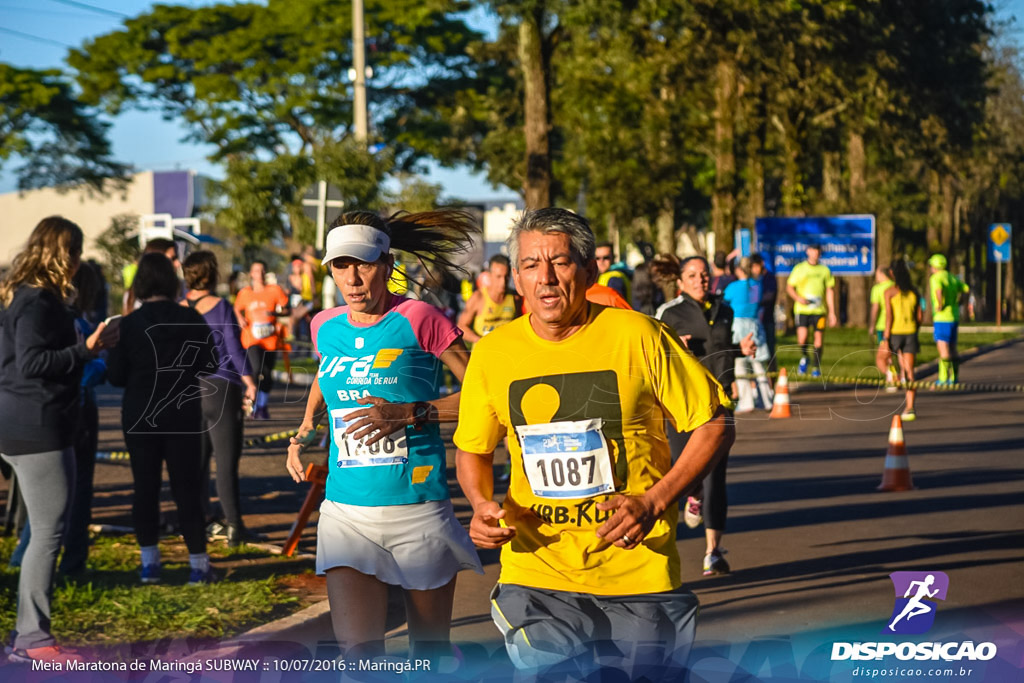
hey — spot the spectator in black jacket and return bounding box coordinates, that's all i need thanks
[655,255,755,578]
[107,253,218,585]
[0,216,119,666]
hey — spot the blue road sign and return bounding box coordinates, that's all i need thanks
[988,223,1012,263]
[754,215,876,275]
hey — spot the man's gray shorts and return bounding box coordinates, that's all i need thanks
[490,583,699,678]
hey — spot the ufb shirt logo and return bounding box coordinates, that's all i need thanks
[884,571,949,635]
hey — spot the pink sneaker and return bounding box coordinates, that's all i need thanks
[684,496,704,529]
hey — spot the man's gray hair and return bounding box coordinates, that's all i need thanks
[506,208,596,268]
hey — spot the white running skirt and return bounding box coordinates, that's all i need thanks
[316,498,483,590]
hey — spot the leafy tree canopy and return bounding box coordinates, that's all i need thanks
[0,63,130,193]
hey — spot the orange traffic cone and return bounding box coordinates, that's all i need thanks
[769,368,792,419]
[877,415,915,491]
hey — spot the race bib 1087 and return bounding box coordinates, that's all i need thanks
[516,419,615,499]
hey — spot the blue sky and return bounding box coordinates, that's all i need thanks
[1,0,1022,199]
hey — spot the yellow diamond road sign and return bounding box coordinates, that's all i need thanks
[991,224,1009,246]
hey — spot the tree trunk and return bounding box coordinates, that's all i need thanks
[607,213,619,258]
[711,59,737,249]
[848,131,866,199]
[926,170,941,251]
[739,86,766,230]
[519,9,551,209]
[941,175,955,267]
[844,130,870,327]
[656,198,675,255]
[780,125,802,215]
[822,151,841,205]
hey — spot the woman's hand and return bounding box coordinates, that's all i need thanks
[86,320,120,356]
[342,396,415,446]
[242,375,258,413]
[286,421,317,483]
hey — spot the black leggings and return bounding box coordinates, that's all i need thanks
[667,424,729,531]
[124,433,207,554]
[246,346,278,394]
[200,378,245,526]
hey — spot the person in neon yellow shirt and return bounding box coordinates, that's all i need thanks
[785,244,837,377]
[928,254,969,385]
[454,208,733,677]
[869,265,896,387]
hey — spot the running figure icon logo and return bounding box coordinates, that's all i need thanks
[884,571,949,635]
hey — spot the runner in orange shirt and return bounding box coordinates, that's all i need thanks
[234,261,290,419]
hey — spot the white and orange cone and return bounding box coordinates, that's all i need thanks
[769,368,792,419]
[878,415,915,491]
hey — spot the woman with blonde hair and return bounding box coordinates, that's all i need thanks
[286,209,483,662]
[0,216,119,665]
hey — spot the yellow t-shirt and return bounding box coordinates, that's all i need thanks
[788,261,835,315]
[870,280,894,331]
[472,289,518,337]
[454,305,726,596]
[888,289,919,336]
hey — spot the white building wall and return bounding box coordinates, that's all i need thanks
[0,171,155,265]
[483,202,523,245]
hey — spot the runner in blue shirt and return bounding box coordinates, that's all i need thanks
[285,210,483,662]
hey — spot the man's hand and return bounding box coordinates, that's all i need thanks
[679,334,692,350]
[469,501,516,549]
[343,396,414,445]
[739,332,756,357]
[595,495,658,549]
[828,312,839,328]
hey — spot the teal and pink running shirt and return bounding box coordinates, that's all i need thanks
[311,295,461,506]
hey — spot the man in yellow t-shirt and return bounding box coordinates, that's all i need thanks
[457,254,520,343]
[454,208,733,678]
[785,244,837,377]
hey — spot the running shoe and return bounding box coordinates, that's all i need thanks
[8,645,83,666]
[188,567,219,585]
[810,368,821,379]
[900,410,917,422]
[683,497,704,529]
[702,550,730,576]
[797,357,808,375]
[206,521,227,540]
[140,564,161,585]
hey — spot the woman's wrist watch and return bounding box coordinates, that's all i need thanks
[412,401,431,430]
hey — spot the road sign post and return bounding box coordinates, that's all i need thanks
[988,223,1012,327]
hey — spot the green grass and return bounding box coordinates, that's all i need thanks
[774,327,1020,381]
[0,534,312,646]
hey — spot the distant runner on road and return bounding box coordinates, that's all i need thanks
[786,244,837,377]
[928,253,970,386]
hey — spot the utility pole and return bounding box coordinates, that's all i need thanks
[352,0,368,143]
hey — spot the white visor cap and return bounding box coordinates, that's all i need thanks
[321,224,391,265]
